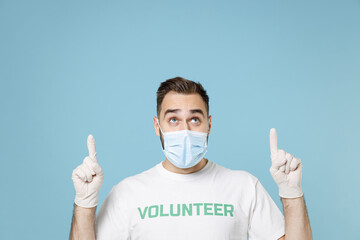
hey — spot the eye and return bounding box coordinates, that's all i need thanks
[191,117,200,123]
[169,117,177,123]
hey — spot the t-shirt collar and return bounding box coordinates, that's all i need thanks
[156,159,214,181]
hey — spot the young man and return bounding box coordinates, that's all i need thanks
[70,77,312,240]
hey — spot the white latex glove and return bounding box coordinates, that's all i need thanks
[72,134,104,208]
[269,128,303,198]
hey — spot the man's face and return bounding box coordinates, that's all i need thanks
[154,91,212,148]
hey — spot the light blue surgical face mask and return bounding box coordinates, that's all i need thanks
[157,119,208,169]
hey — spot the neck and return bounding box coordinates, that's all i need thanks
[162,158,208,174]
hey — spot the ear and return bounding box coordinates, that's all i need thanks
[208,115,212,134]
[153,116,160,136]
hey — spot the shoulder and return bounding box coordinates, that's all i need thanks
[112,164,158,193]
[213,162,259,185]
[211,162,261,207]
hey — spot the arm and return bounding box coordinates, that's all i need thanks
[70,134,104,240]
[280,196,312,240]
[269,128,313,240]
[70,205,96,240]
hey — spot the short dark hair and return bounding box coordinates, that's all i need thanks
[156,77,209,117]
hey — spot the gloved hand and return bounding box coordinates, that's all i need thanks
[269,128,303,198]
[72,134,104,208]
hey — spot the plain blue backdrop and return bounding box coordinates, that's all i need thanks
[0,0,359,239]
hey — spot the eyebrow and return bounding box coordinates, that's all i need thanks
[163,108,205,119]
[190,109,205,117]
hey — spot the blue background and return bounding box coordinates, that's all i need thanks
[0,0,359,239]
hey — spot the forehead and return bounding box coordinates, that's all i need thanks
[161,91,207,114]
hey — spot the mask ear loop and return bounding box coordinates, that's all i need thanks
[157,118,166,150]
[157,119,164,135]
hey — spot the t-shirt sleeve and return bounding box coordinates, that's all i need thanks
[247,179,285,240]
[95,185,130,240]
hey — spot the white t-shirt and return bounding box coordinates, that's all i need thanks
[95,160,285,240]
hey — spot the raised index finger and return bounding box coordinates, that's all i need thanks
[269,128,278,155]
[87,134,97,162]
